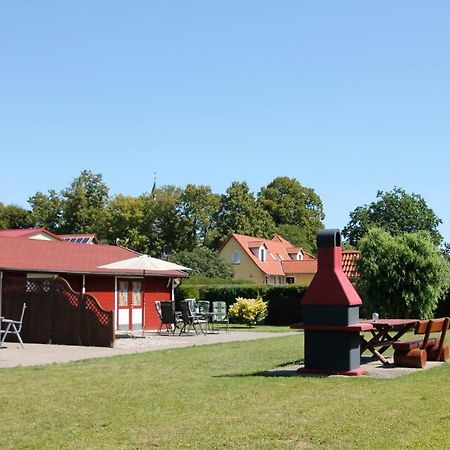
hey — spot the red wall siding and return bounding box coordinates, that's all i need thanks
[85,276,116,311]
[60,274,83,292]
[3,271,173,331]
[143,277,172,329]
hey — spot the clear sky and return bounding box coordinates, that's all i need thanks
[1,1,449,242]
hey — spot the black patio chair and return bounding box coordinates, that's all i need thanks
[158,301,181,335]
[179,300,207,335]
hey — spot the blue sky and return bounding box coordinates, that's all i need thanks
[1,1,449,242]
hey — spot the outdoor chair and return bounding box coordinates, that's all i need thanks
[212,301,229,333]
[179,300,207,335]
[158,301,181,335]
[184,298,199,313]
[0,303,27,348]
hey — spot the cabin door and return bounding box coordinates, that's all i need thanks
[117,279,143,331]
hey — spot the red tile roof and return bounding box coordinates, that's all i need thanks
[281,259,318,274]
[0,236,187,277]
[342,251,360,279]
[225,233,359,280]
[229,234,316,276]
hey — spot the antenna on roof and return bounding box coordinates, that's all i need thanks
[151,172,156,198]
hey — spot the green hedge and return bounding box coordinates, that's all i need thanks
[435,287,450,317]
[265,285,308,325]
[175,283,307,325]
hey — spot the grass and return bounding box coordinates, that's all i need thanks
[1,334,449,449]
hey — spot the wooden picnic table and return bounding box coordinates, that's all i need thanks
[360,318,419,365]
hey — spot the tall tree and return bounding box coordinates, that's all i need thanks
[0,203,31,229]
[140,185,184,256]
[343,187,443,247]
[60,170,110,234]
[258,177,324,250]
[28,190,62,232]
[99,195,150,252]
[356,228,448,319]
[177,184,220,251]
[214,181,276,248]
[275,224,313,253]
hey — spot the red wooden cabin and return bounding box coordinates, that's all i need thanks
[0,230,188,345]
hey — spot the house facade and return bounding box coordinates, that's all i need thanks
[219,233,359,285]
[0,229,189,345]
[219,234,317,285]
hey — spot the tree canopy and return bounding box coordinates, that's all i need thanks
[356,228,449,319]
[2,170,325,264]
[214,181,276,248]
[343,187,443,247]
[258,176,324,250]
[171,247,233,278]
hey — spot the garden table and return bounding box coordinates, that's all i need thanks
[360,318,419,365]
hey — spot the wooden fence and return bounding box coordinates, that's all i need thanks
[2,276,114,347]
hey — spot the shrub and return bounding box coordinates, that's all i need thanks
[228,297,268,327]
[175,285,199,302]
[357,228,449,318]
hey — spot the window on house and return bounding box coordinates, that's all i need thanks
[232,250,240,264]
[286,277,295,284]
[259,247,266,262]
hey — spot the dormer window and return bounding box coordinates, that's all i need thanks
[288,250,304,261]
[259,246,266,262]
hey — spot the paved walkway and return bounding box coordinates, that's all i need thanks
[1,332,446,378]
[0,331,297,369]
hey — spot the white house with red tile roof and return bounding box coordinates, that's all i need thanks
[219,233,317,285]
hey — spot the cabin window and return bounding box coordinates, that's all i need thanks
[119,281,129,306]
[232,250,240,264]
[132,281,142,307]
[259,247,266,262]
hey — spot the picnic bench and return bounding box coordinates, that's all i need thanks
[393,317,449,368]
[360,318,418,365]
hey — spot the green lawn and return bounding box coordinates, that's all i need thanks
[1,334,449,449]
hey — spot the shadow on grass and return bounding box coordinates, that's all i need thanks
[213,358,306,378]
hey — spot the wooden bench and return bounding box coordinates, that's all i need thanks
[393,317,449,368]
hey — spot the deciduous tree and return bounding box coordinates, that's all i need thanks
[60,170,110,234]
[356,228,448,319]
[343,187,443,247]
[214,181,276,248]
[171,247,233,278]
[28,190,62,232]
[258,177,324,251]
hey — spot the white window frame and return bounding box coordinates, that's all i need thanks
[259,246,266,262]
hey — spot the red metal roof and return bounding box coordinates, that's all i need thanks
[0,228,63,240]
[0,236,187,277]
